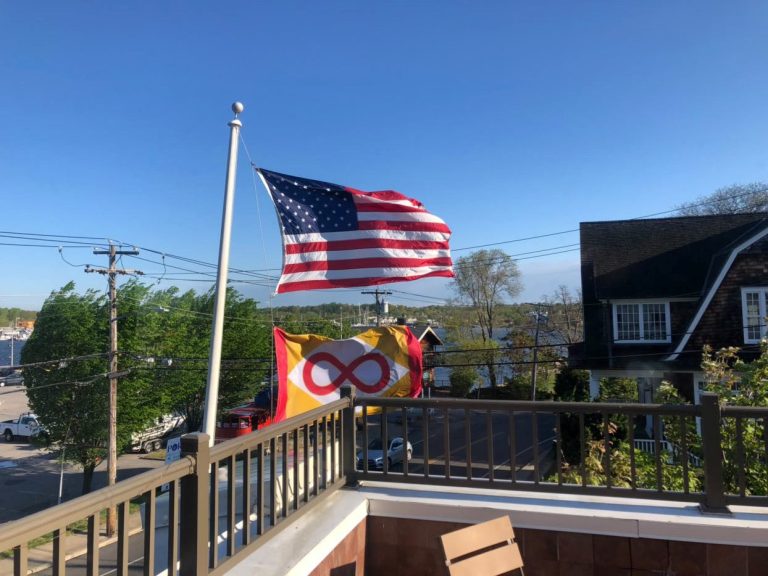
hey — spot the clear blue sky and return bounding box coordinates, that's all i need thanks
[1,1,767,312]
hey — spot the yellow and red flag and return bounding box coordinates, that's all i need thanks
[273,326,422,421]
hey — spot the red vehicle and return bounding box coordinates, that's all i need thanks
[216,405,273,441]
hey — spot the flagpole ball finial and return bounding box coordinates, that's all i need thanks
[232,102,244,115]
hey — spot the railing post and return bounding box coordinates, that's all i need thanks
[700,393,729,514]
[341,386,358,487]
[179,433,211,575]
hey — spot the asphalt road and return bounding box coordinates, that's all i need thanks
[0,387,165,524]
[361,408,557,480]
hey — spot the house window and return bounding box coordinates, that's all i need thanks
[613,302,671,343]
[741,287,768,343]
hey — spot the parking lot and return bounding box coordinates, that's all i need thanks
[0,387,164,523]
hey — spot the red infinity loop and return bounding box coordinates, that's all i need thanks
[303,352,391,395]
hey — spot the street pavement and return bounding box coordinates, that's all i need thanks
[363,408,556,481]
[0,388,165,524]
[0,387,167,574]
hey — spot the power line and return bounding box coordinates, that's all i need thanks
[0,372,110,397]
[1,181,766,310]
[453,229,580,252]
[0,352,109,372]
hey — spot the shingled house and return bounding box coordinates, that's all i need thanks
[570,213,768,407]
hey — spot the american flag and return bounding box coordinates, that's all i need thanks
[257,168,453,294]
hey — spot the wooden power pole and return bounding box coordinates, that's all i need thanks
[362,288,392,327]
[86,244,140,536]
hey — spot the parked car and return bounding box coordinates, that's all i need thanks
[0,370,23,387]
[2,413,44,441]
[357,436,413,470]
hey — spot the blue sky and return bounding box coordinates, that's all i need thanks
[1,1,767,312]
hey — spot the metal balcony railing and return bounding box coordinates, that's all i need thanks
[1,390,766,576]
[0,394,352,576]
[354,392,768,511]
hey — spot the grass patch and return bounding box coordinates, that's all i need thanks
[1,504,144,558]
[141,450,166,461]
[0,531,62,559]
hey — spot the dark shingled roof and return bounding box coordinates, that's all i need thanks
[581,213,768,301]
[410,324,444,347]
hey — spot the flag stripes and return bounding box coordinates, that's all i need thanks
[258,168,453,293]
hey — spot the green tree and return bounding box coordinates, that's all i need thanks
[555,344,768,496]
[504,374,534,400]
[598,377,638,402]
[560,437,701,493]
[697,345,768,495]
[21,282,274,493]
[452,249,522,387]
[551,368,592,466]
[442,337,501,396]
[0,307,36,326]
[449,366,477,397]
[554,368,590,402]
[647,346,768,496]
[22,283,110,493]
[134,286,273,432]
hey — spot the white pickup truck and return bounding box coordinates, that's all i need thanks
[2,413,44,441]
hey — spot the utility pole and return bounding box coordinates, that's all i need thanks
[361,288,391,327]
[86,244,140,537]
[530,305,548,401]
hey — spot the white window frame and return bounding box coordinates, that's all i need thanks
[741,287,768,344]
[612,300,671,343]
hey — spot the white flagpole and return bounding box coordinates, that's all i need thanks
[202,102,244,446]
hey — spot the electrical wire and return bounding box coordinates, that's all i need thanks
[1,181,767,313]
[0,352,109,372]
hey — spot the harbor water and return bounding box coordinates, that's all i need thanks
[0,339,25,367]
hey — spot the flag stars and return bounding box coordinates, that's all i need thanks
[261,170,359,234]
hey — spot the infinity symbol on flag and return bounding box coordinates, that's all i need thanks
[303,352,391,395]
